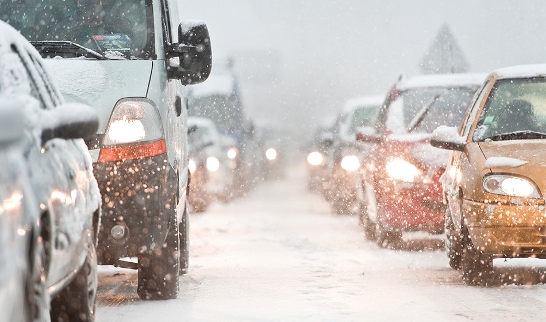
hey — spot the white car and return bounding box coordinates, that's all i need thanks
[0,21,100,321]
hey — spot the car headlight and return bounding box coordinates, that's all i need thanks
[307,152,323,166]
[206,157,220,172]
[341,155,360,171]
[483,175,541,198]
[227,148,238,159]
[266,148,277,160]
[189,159,197,174]
[386,158,421,182]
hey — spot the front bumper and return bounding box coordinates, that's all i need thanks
[464,199,546,256]
[378,179,445,233]
[93,153,177,265]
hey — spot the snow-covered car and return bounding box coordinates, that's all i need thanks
[357,74,485,247]
[0,20,101,321]
[188,117,234,212]
[431,65,546,285]
[2,0,212,300]
[326,96,383,214]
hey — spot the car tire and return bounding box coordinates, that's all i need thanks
[359,203,377,241]
[27,227,49,322]
[137,209,180,300]
[50,238,97,322]
[445,207,463,270]
[179,201,189,275]
[461,226,493,286]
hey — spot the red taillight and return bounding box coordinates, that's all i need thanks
[98,139,167,162]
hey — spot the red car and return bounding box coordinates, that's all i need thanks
[357,74,485,247]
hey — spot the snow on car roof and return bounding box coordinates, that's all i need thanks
[189,69,236,98]
[492,64,546,79]
[342,95,385,112]
[397,73,487,91]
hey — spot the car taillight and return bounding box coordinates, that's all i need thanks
[99,98,165,162]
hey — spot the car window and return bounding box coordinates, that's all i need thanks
[386,86,477,134]
[472,78,546,141]
[461,80,490,138]
[350,106,380,134]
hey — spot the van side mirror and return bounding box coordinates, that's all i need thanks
[41,103,99,144]
[167,20,212,85]
[429,126,465,151]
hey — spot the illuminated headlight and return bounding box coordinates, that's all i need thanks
[386,158,421,182]
[307,152,323,166]
[103,99,163,145]
[188,159,197,174]
[206,157,220,172]
[483,175,541,198]
[266,148,277,160]
[341,155,360,171]
[227,148,238,159]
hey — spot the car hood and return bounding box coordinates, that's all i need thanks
[389,133,451,169]
[43,59,153,133]
[479,140,546,177]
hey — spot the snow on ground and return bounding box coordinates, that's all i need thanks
[96,163,546,321]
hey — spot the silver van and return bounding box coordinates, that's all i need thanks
[3,0,212,300]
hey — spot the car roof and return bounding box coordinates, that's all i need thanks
[397,73,487,91]
[491,64,546,80]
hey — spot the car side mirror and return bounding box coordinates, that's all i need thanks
[0,104,24,145]
[356,126,381,144]
[167,20,212,85]
[430,126,465,151]
[41,103,99,145]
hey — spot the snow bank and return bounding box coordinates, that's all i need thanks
[484,156,528,168]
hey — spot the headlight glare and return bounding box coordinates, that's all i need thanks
[386,158,420,182]
[266,148,277,160]
[227,148,238,159]
[189,159,196,174]
[341,155,360,171]
[307,152,323,166]
[206,157,220,172]
[483,175,540,198]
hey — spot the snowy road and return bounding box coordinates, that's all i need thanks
[96,164,546,321]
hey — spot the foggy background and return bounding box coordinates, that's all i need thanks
[178,1,546,143]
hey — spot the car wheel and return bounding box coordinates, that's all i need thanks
[179,200,189,275]
[27,228,49,322]
[359,203,377,241]
[445,207,463,270]
[137,210,180,300]
[375,207,401,248]
[50,238,97,322]
[461,226,493,286]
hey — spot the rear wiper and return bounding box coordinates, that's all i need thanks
[485,130,546,141]
[406,94,440,133]
[30,41,106,60]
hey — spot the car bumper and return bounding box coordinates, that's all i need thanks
[378,180,445,232]
[93,153,177,264]
[464,199,546,256]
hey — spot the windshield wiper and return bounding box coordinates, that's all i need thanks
[30,41,106,60]
[406,94,441,133]
[485,130,546,141]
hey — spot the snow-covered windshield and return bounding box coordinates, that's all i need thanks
[1,0,153,59]
[473,78,546,141]
[388,86,477,134]
[349,106,380,134]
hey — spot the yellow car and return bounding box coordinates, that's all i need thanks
[431,64,546,285]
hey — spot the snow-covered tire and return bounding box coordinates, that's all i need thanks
[461,226,493,286]
[50,240,97,322]
[137,211,180,300]
[445,208,463,270]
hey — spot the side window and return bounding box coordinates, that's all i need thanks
[462,80,491,138]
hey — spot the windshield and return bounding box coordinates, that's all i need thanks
[349,105,380,134]
[473,78,546,141]
[387,86,477,134]
[1,0,153,59]
[188,95,244,133]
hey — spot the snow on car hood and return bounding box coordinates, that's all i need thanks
[43,59,152,133]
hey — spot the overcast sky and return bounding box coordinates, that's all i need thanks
[178,1,546,140]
